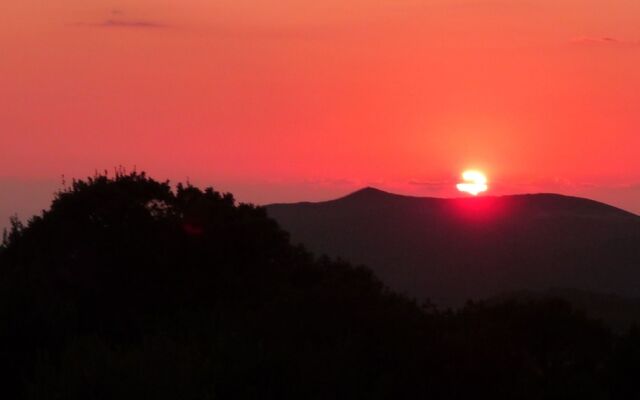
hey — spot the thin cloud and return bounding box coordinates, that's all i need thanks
[408,179,452,190]
[97,19,167,29]
[302,178,356,186]
[570,36,640,47]
[72,10,168,29]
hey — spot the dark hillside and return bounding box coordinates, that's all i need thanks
[268,188,640,305]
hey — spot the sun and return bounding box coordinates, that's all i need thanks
[456,170,488,196]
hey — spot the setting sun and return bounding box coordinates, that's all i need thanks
[457,170,488,196]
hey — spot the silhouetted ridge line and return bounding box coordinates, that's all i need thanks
[342,186,395,199]
[282,189,637,218]
[267,189,640,306]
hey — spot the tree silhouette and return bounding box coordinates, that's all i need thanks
[0,172,637,399]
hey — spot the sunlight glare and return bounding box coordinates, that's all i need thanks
[456,170,488,196]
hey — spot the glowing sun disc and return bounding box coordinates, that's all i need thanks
[457,170,488,196]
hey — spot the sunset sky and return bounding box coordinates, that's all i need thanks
[2,0,640,227]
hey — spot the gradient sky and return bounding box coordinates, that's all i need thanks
[2,0,640,229]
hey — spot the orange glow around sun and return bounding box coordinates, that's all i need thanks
[457,170,488,196]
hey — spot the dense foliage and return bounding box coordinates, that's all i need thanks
[0,173,638,399]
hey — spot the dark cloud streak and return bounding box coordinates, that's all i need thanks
[408,179,452,190]
[570,36,640,47]
[96,19,168,29]
[72,10,168,30]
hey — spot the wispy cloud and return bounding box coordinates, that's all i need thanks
[73,10,168,30]
[302,177,356,186]
[570,36,640,47]
[96,19,168,29]
[408,179,452,190]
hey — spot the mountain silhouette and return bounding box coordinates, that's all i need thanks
[267,188,640,306]
[2,174,640,398]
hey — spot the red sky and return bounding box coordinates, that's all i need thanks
[2,0,640,227]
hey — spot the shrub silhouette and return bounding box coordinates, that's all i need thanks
[0,172,638,399]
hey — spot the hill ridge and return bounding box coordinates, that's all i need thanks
[267,189,640,305]
[271,188,638,219]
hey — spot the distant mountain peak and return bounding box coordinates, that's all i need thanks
[338,187,404,202]
[349,186,388,196]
